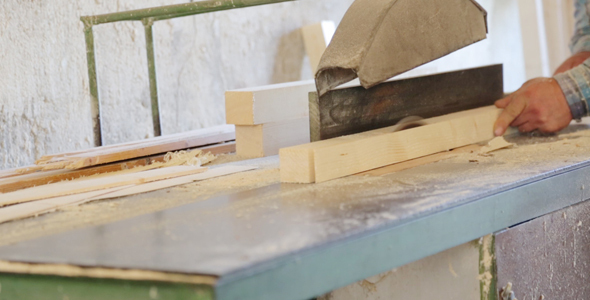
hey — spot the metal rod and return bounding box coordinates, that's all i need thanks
[80,0,295,25]
[143,18,162,137]
[83,24,103,147]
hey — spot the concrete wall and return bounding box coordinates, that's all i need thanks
[0,0,571,169]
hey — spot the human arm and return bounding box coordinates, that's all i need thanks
[493,0,590,136]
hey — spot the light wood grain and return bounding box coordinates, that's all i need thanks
[36,126,234,165]
[280,106,502,183]
[0,187,132,224]
[0,166,256,225]
[236,118,310,158]
[357,145,481,177]
[0,166,207,207]
[225,80,314,125]
[0,142,236,194]
[18,125,234,172]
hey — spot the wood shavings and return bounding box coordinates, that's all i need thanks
[480,136,513,154]
[88,150,216,179]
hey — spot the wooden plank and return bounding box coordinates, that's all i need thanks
[50,125,234,170]
[310,65,504,141]
[280,106,501,183]
[0,166,256,225]
[27,125,234,170]
[236,118,310,158]
[0,166,207,207]
[225,81,314,125]
[301,21,335,73]
[0,142,236,194]
[0,187,132,224]
[35,126,234,165]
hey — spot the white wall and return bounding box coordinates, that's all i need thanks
[0,0,354,169]
[400,0,575,92]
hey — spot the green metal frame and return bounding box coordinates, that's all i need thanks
[0,273,213,300]
[80,0,295,146]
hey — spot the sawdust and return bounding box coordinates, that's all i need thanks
[91,149,216,177]
[0,160,275,247]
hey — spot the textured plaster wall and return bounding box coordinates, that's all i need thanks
[0,0,353,169]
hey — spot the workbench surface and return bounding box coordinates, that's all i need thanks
[2,124,590,300]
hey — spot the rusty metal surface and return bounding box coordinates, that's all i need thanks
[496,200,590,300]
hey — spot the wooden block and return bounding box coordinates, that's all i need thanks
[280,106,501,183]
[301,21,336,73]
[225,81,314,125]
[0,166,207,207]
[236,118,310,158]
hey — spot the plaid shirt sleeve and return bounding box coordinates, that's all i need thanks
[554,0,590,120]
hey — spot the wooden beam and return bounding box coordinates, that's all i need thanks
[301,21,335,73]
[236,118,310,158]
[0,142,235,194]
[280,106,501,183]
[225,81,314,125]
[310,65,504,141]
[0,166,207,207]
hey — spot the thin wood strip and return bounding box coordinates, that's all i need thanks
[0,165,256,225]
[24,125,234,171]
[63,126,235,170]
[76,165,257,204]
[0,142,236,194]
[0,166,207,207]
[0,186,133,224]
[36,126,233,165]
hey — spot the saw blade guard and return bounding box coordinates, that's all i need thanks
[315,0,488,96]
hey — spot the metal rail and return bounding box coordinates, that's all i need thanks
[80,0,296,146]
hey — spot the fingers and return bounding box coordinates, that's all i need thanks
[494,96,527,136]
[495,95,512,108]
[518,122,537,133]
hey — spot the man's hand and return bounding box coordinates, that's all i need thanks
[554,51,590,75]
[494,78,572,136]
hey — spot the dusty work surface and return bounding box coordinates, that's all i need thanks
[2,123,590,277]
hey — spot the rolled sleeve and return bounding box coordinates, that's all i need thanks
[554,59,590,120]
[571,0,590,53]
